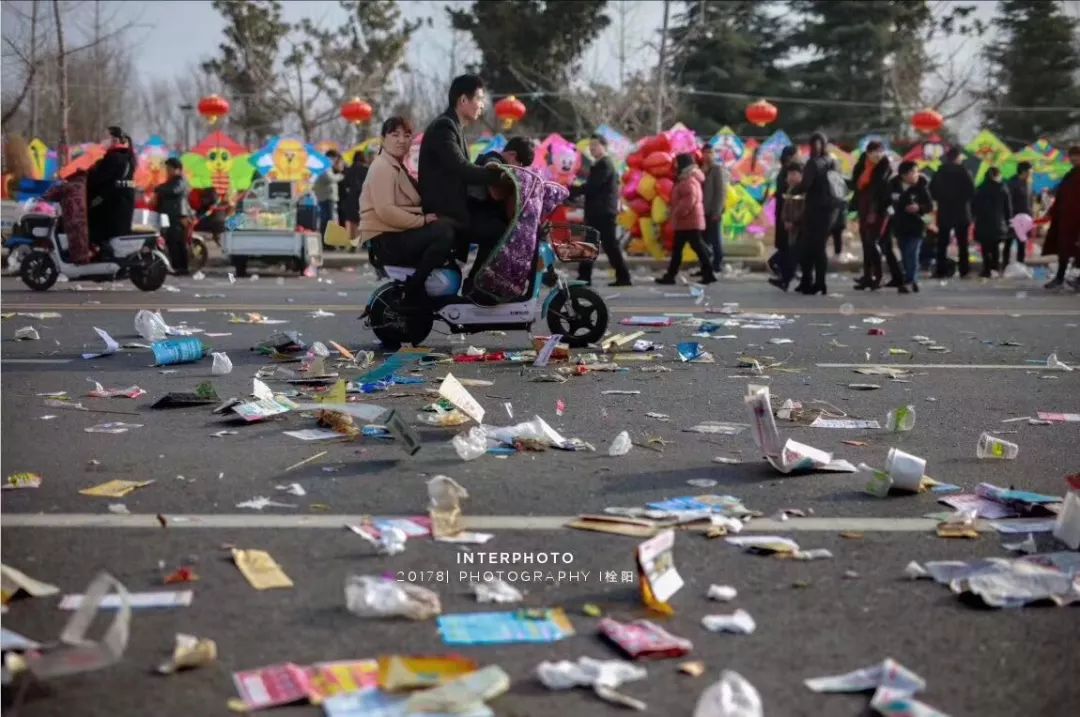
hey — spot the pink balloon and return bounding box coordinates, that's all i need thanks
[1010,213,1033,242]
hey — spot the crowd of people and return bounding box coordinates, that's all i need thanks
[768,139,1080,295]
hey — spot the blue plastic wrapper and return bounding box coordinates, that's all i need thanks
[677,342,703,362]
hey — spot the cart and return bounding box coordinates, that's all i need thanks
[221,177,322,277]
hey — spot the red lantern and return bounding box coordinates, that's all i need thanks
[745,99,778,128]
[912,108,943,135]
[494,95,527,130]
[197,94,230,125]
[341,98,374,126]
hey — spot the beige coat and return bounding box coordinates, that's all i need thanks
[358,152,424,243]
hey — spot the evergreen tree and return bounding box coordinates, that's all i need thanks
[667,1,787,136]
[983,0,1080,143]
[202,0,290,146]
[448,0,610,134]
[783,0,932,143]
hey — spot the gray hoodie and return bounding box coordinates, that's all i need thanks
[701,162,728,221]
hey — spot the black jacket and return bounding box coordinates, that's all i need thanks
[338,160,368,223]
[929,162,975,225]
[774,169,791,248]
[418,109,499,226]
[153,176,190,220]
[1007,175,1031,217]
[973,179,1012,240]
[887,174,932,238]
[797,133,839,211]
[86,146,136,242]
[849,154,892,217]
[570,155,619,219]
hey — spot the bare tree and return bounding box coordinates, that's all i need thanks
[1,0,40,127]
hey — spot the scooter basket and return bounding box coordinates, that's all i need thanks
[547,222,600,263]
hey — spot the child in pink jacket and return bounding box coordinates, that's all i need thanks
[656,153,717,284]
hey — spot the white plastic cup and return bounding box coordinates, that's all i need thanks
[860,462,892,498]
[885,448,926,491]
[976,432,1019,460]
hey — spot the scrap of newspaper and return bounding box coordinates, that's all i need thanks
[744,384,855,474]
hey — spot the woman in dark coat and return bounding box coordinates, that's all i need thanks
[768,145,798,290]
[86,126,136,249]
[1043,145,1080,290]
[794,132,839,295]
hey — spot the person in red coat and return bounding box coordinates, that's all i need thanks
[1043,145,1080,290]
[656,153,717,284]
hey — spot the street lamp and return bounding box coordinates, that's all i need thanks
[179,103,194,152]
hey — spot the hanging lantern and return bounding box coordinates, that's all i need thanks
[494,95,527,130]
[912,108,944,135]
[341,98,374,125]
[745,99,778,128]
[197,94,230,125]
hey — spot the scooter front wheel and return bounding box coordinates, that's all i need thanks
[547,285,608,347]
[131,254,168,291]
[367,283,433,349]
[20,252,59,291]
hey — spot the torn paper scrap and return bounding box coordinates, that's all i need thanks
[232,549,294,590]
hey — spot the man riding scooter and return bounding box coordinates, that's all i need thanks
[86,126,137,260]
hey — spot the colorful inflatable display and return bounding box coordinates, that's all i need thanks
[181,131,254,199]
[249,136,331,194]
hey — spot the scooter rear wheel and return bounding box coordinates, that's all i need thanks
[131,254,168,291]
[20,252,59,291]
[367,283,433,350]
[547,285,608,347]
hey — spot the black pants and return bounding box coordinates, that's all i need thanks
[879,227,903,284]
[774,225,796,283]
[461,200,508,280]
[664,229,715,279]
[704,218,723,271]
[579,212,631,284]
[1002,229,1026,266]
[936,220,970,277]
[977,230,1003,276]
[799,207,837,290]
[831,211,845,255]
[164,221,188,274]
[858,214,884,282]
[371,220,455,290]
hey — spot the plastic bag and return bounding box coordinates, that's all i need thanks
[344,575,441,620]
[134,310,170,341]
[211,352,233,376]
[693,670,763,717]
[1001,262,1033,279]
[452,426,490,460]
[608,431,632,457]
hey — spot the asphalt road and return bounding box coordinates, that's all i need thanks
[2,263,1079,717]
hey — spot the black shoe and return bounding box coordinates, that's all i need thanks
[700,275,717,285]
[655,275,676,285]
[898,284,910,294]
[912,281,919,293]
[853,278,869,291]
[813,284,827,295]
[1044,278,1064,290]
[768,277,789,292]
[608,279,632,287]
[690,269,703,278]
[795,281,814,294]
[884,277,902,288]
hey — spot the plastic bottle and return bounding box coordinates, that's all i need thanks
[886,405,916,432]
[151,337,205,366]
[608,431,632,456]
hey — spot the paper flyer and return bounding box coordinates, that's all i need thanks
[636,529,683,614]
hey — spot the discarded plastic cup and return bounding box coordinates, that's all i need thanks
[608,431,632,457]
[152,337,205,366]
[884,447,926,491]
[976,432,1019,460]
[839,303,855,317]
[885,405,916,432]
[859,462,892,498]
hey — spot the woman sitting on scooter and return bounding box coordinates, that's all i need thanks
[86,126,137,257]
[359,116,455,309]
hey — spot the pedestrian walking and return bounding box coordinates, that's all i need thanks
[339,153,369,245]
[768,146,799,290]
[973,166,1011,278]
[887,160,932,294]
[929,146,975,278]
[656,153,716,285]
[850,141,896,290]
[1042,145,1080,291]
[153,158,191,275]
[313,150,345,247]
[573,134,632,286]
[700,144,727,275]
[794,132,840,295]
[1003,161,1032,268]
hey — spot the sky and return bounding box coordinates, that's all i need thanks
[50,0,1011,140]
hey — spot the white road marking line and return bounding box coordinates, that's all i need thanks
[1,358,73,364]
[817,362,1072,371]
[0,514,950,532]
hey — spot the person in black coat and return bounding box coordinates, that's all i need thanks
[571,134,631,286]
[793,131,839,295]
[972,166,1012,277]
[850,141,898,290]
[153,158,191,274]
[86,125,136,252]
[338,154,368,243]
[418,74,502,273]
[887,160,933,293]
[1004,161,1032,267]
[929,146,975,278]
[768,145,798,291]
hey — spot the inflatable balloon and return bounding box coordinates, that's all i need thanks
[661,220,675,246]
[1010,213,1033,242]
[639,217,664,259]
[629,197,651,216]
[651,196,669,225]
[657,178,674,203]
[629,220,642,238]
[627,152,643,169]
[622,169,643,200]
[638,173,658,201]
[644,151,673,177]
[618,208,638,231]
